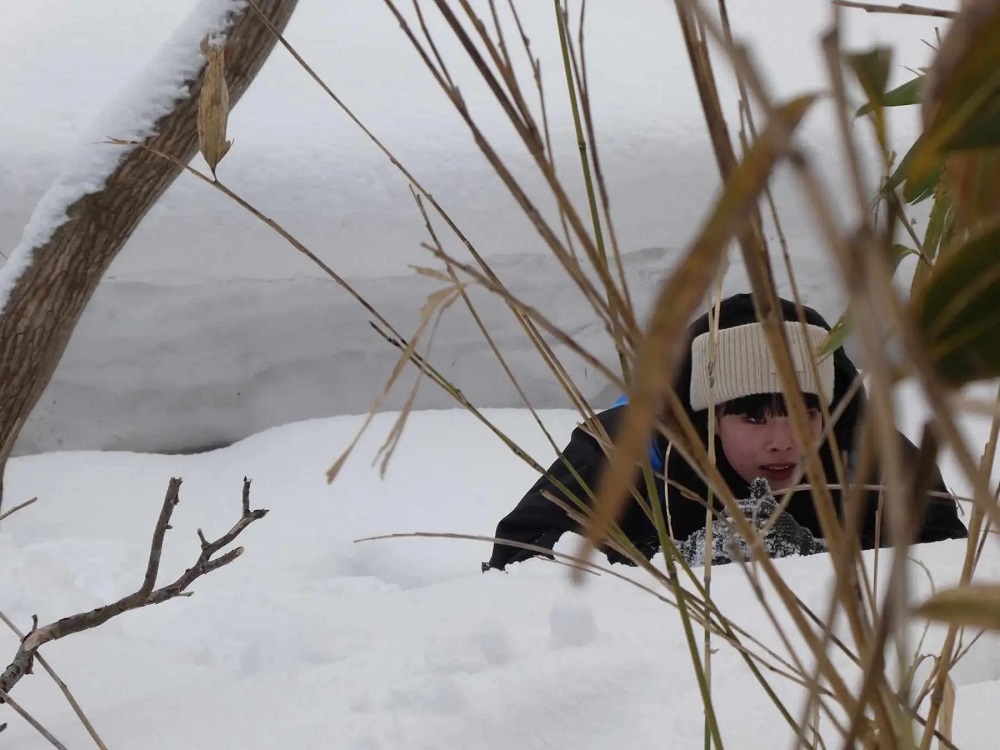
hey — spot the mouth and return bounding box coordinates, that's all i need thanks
[759,464,796,483]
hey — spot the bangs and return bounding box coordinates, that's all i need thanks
[718,392,822,420]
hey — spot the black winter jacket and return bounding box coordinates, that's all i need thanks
[486,293,969,571]
[486,405,969,570]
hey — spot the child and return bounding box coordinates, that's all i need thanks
[485,293,969,571]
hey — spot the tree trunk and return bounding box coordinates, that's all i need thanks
[0,0,299,507]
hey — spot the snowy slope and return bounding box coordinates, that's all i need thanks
[2,1,957,455]
[0,403,996,748]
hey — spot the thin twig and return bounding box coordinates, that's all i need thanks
[0,478,267,699]
[0,497,37,524]
[832,1,956,19]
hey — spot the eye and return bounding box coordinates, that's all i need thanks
[741,413,767,425]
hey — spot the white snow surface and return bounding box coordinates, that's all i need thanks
[1,398,998,748]
[0,0,244,316]
[2,1,959,455]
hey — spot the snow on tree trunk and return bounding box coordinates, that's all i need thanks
[0,0,299,504]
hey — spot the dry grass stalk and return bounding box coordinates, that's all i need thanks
[577,92,815,570]
[327,282,464,483]
[552,0,632,386]
[246,0,611,445]
[0,687,68,749]
[833,0,957,18]
[0,609,107,750]
[102,2,994,746]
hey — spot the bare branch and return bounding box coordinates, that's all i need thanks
[142,479,181,596]
[0,497,37,524]
[0,478,268,700]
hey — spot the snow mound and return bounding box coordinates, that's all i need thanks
[0,406,997,748]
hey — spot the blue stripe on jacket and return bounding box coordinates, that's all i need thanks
[612,395,665,475]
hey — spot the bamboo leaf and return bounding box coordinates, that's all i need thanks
[946,150,1000,233]
[849,47,892,108]
[818,310,851,360]
[907,2,1000,188]
[892,136,944,204]
[856,75,923,117]
[916,223,1000,386]
[818,247,913,359]
[848,47,893,155]
[913,186,959,299]
[576,95,817,570]
[884,135,942,204]
[913,584,1000,630]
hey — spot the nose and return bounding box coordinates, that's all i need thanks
[766,418,796,452]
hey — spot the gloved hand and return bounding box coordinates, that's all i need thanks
[481,528,564,572]
[677,477,828,567]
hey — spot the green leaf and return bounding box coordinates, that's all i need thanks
[914,584,1000,631]
[911,187,954,298]
[917,222,1000,385]
[909,8,1000,176]
[885,135,943,204]
[849,48,893,155]
[943,94,1000,150]
[818,310,852,360]
[890,243,919,270]
[849,47,892,107]
[856,75,923,117]
[922,187,954,263]
[820,246,916,360]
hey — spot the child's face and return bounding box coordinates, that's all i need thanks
[716,405,823,491]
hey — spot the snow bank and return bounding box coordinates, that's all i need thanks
[2,0,949,454]
[17,247,846,455]
[0,0,244,315]
[0,406,996,748]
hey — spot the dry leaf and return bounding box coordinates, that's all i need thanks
[198,35,233,177]
[374,287,461,477]
[914,583,1000,630]
[326,284,461,484]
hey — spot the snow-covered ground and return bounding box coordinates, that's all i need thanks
[2,0,955,455]
[1,400,998,748]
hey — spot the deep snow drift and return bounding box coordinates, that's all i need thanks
[0,401,997,748]
[2,1,951,455]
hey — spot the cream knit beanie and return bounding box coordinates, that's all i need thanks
[688,321,834,411]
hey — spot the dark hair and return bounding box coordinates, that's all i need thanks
[671,293,863,454]
[654,293,864,541]
[718,392,823,421]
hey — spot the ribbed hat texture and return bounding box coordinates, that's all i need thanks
[688,321,834,411]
